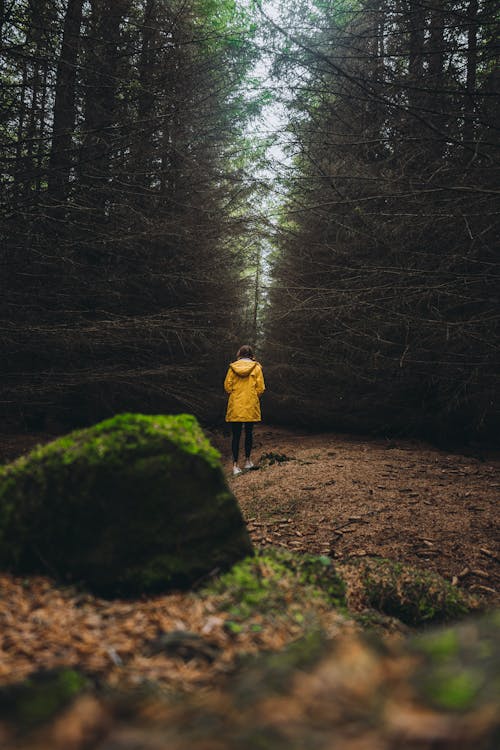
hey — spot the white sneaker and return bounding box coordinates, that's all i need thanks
[232,465,242,476]
[244,460,253,469]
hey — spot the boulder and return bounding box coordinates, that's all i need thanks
[0,413,253,596]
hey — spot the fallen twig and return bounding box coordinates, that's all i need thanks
[480,548,499,563]
[469,584,497,595]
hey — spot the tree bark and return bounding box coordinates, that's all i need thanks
[464,0,479,148]
[407,0,426,110]
[79,0,128,216]
[427,0,445,158]
[47,0,84,215]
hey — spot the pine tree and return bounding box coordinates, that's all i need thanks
[264,0,500,440]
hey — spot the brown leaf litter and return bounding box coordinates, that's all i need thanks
[215,426,500,606]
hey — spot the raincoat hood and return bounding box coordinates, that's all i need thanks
[230,359,258,377]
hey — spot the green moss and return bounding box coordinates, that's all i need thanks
[296,553,346,608]
[411,611,500,713]
[204,548,346,633]
[207,551,289,620]
[424,669,482,710]
[0,414,220,481]
[417,629,460,660]
[416,630,483,710]
[0,669,88,729]
[351,557,473,626]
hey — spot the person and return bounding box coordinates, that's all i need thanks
[224,345,265,476]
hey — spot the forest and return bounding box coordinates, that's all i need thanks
[1,0,498,441]
[0,2,499,746]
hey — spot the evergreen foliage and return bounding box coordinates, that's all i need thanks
[1,0,498,439]
[0,0,260,427]
[263,0,499,440]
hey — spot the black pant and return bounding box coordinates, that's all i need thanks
[231,422,253,462]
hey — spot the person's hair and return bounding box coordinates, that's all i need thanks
[237,345,254,360]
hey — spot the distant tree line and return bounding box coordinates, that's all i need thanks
[263,0,499,441]
[0,0,259,429]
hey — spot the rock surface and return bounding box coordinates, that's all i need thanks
[0,413,252,596]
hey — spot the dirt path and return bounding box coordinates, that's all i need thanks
[212,425,500,607]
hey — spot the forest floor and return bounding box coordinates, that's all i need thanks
[0,427,499,748]
[2,423,498,608]
[1,425,499,609]
[0,425,498,696]
[211,425,500,607]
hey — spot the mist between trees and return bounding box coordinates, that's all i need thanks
[1,0,498,442]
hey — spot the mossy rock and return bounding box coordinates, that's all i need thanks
[206,548,346,605]
[0,413,253,596]
[204,548,346,633]
[341,557,476,626]
[206,549,476,634]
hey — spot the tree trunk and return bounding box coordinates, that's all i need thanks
[79,0,128,218]
[47,0,84,216]
[464,0,479,149]
[36,59,49,195]
[13,59,28,203]
[407,0,426,110]
[130,0,158,202]
[427,0,445,158]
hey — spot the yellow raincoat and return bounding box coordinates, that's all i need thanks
[224,358,265,422]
